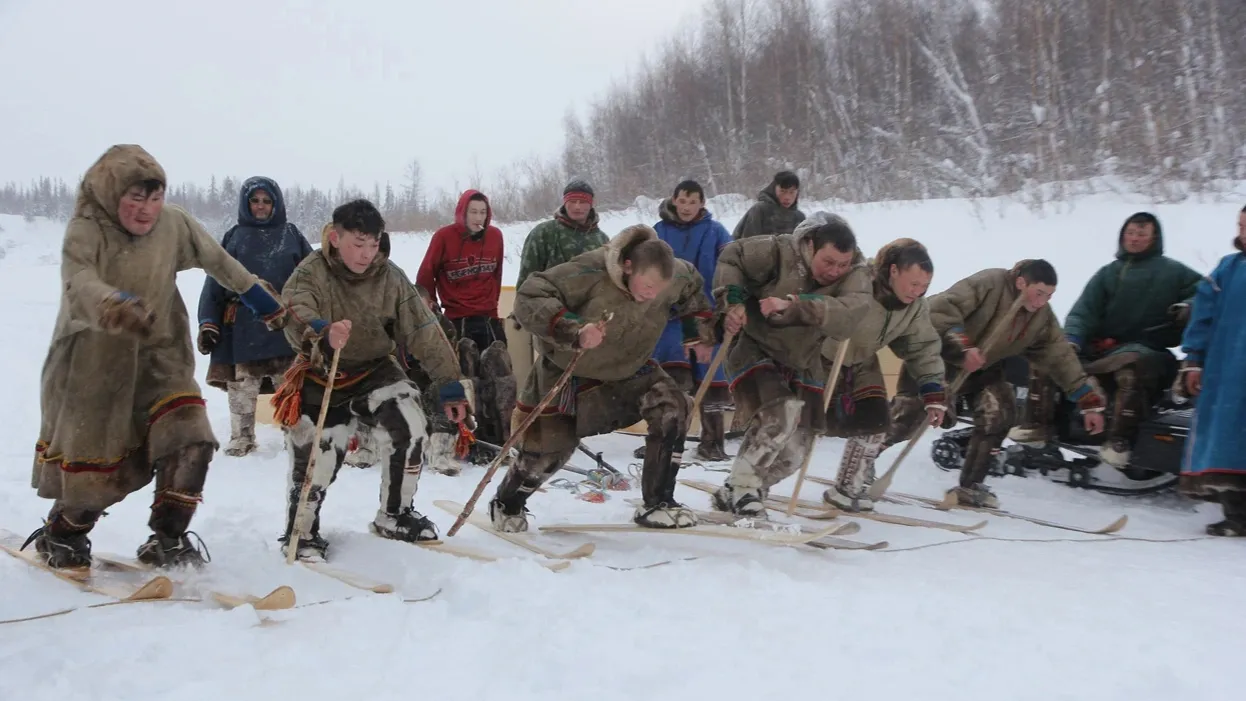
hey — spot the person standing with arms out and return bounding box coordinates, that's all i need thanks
[24,145,287,569]
[649,179,733,462]
[732,170,806,240]
[198,176,313,457]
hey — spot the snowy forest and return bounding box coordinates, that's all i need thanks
[2,0,1243,237]
[564,0,1246,205]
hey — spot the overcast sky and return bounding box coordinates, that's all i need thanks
[0,0,705,194]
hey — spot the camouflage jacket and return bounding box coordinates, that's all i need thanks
[515,207,609,288]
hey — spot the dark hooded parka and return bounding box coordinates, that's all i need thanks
[198,176,313,387]
[731,181,806,240]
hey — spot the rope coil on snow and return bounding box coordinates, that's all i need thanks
[548,477,608,503]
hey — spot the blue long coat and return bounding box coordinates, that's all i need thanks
[649,199,730,389]
[197,176,313,368]
[1179,247,1246,488]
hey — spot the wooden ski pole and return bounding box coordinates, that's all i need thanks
[867,294,1025,501]
[448,312,610,536]
[786,338,850,516]
[286,345,343,565]
[688,330,735,419]
[447,349,584,537]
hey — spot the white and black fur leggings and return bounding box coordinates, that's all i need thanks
[283,380,429,537]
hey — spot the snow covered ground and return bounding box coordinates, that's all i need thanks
[2,193,1245,701]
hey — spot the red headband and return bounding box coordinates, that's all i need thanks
[563,192,593,205]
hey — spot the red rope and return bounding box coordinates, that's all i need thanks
[270,357,313,427]
[454,421,476,459]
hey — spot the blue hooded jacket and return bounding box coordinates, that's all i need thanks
[197,176,314,367]
[649,198,730,387]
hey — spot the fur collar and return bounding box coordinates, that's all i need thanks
[604,224,658,292]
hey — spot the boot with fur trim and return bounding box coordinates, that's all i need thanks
[823,433,884,513]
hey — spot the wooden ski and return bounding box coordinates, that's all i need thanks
[621,497,887,550]
[433,499,595,561]
[889,491,1129,535]
[415,540,572,572]
[623,495,857,535]
[299,561,395,593]
[538,515,855,546]
[672,505,889,551]
[291,535,572,582]
[0,531,173,602]
[93,551,299,609]
[623,497,860,536]
[210,586,297,611]
[679,478,988,534]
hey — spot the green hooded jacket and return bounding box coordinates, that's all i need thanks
[1063,213,1202,363]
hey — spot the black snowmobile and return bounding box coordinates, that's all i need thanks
[929,356,1188,496]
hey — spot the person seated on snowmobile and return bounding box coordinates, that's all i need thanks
[1009,212,1201,468]
[885,259,1108,509]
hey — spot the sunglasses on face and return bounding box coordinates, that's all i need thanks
[249,196,273,205]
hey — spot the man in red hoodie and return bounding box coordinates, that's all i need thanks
[418,190,514,459]
[418,190,506,350]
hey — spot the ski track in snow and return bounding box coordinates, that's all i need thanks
[2,193,1245,700]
